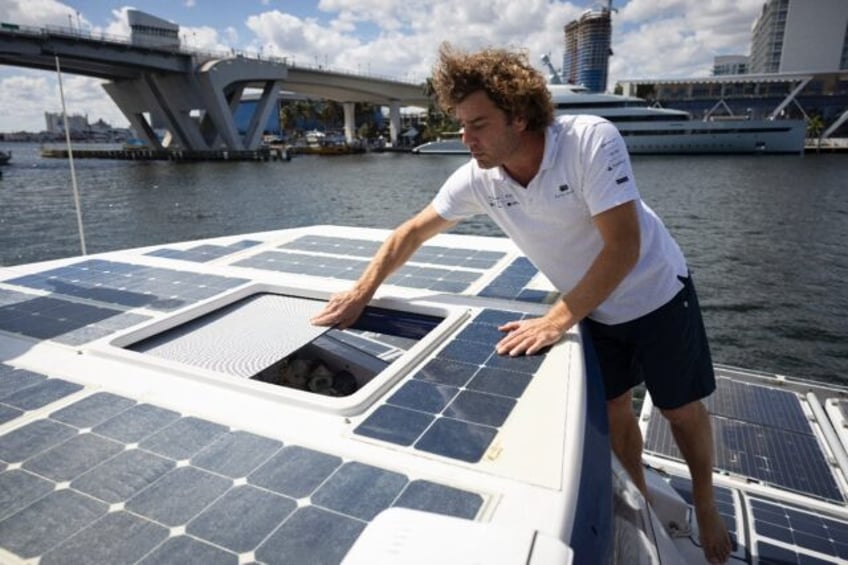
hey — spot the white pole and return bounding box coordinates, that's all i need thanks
[55,55,87,255]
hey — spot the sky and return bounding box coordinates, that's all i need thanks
[0,0,768,132]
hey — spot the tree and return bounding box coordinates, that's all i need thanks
[806,114,824,140]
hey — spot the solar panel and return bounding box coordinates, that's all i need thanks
[0,365,82,427]
[146,239,261,263]
[0,289,149,344]
[234,235,506,294]
[0,390,485,563]
[354,308,547,463]
[4,259,247,313]
[750,497,848,562]
[477,257,552,303]
[645,378,844,502]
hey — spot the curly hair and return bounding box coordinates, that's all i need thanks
[430,42,553,132]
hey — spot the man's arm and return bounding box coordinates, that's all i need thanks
[310,205,457,328]
[496,200,641,355]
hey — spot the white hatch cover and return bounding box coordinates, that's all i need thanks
[129,293,328,377]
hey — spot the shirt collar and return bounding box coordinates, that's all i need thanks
[490,121,559,183]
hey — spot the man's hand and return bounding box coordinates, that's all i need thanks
[310,289,370,329]
[495,316,568,356]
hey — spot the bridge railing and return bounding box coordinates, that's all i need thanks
[0,21,423,85]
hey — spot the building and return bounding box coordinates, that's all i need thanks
[749,0,848,74]
[618,70,848,137]
[44,111,89,135]
[562,6,613,93]
[713,55,749,76]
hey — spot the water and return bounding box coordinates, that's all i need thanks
[1,142,846,383]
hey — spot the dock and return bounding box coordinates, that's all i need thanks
[40,146,291,162]
[805,138,848,153]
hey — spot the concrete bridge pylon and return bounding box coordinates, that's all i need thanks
[102,58,287,151]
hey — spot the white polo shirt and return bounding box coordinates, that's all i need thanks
[431,114,688,325]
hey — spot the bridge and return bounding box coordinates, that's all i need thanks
[0,12,431,152]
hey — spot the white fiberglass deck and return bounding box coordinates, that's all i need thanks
[1,225,847,564]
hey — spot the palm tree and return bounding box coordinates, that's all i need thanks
[806,114,824,139]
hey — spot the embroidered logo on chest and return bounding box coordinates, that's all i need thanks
[554,182,573,198]
[487,193,520,209]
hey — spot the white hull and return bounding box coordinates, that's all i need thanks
[413,120,807,155]
[414,84,807,155]
[1,225,846,564]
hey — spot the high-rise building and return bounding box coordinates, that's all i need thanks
[749,0,848,74]
[562,6,613,93]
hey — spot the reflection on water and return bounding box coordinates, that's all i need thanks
[1,143,846,383]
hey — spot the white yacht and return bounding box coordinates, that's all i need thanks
[413,84,807,155]
[0,224,846,564]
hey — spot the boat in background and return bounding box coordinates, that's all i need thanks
[1,224,847,563]
[413,84,807,155]
[411,132,466,155]
[0,149,11,165]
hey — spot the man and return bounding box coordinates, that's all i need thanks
[311,43,731,564]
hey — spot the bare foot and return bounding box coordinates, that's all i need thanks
[696,503,732,563]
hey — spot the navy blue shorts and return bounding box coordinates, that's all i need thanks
[583,275,715,410]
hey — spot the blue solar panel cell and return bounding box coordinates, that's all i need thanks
[0,470,55,522]
[436,339,493,365]
[393,480,483,520]
[49,392,136,428]
[354,405,434,446]
[0,419,78,463]
[22,433,124,483]
[139,535,238,564]
[311,461,408,521]
[0,379,83,411]
[0,405,22,426]
[186,485,297,553]
[387,380,458,414]
[0,367,47,398]
[248,445,342,498]
[39,510,169,565]
[92,403,181,443]
[139,416,229,460]
[190,431,283,479]
[415,417,498,463]
[0,489,108,559]
[443,390,516,427]
[126,466,233,526]
[463,368,522,401]
[413,358,479,388]
[254,506,365,565]
[71,449,176,503]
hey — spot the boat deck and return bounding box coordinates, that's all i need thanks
[0,225,846,563]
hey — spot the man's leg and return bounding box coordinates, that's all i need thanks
[606,389,648,496]
[660,399,731,564]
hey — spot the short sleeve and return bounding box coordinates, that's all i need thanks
[431,161,486,221]
[580,120,640,216]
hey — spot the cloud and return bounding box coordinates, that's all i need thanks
[612,0,765,80]
[0,1,772,132]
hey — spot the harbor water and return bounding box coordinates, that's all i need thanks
[0,142,846,384]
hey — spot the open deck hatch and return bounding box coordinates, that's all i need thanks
[125,292,444,398]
